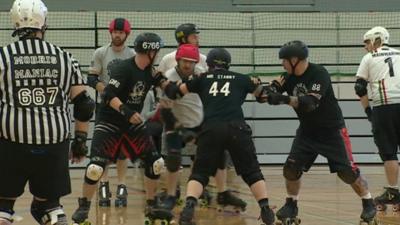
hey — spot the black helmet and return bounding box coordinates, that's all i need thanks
[175,23,199,44]
[279,40,308,60]
[134,32,164,54]
[206,48,231,69]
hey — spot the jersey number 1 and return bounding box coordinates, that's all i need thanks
[209,81,231,96]
[384,57,395,77]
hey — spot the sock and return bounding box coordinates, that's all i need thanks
[361,192,372,199]
[258,198,269,208]
[289,195,299,200]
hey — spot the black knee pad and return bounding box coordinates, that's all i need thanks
[283,158,303,181]
[166,149,182,173]
[31,199,67,225]
[242,171,264,187]
[0,199,15,222]
[379,152,398,161]
[143,151,164,180]
[337,168,360,184]
[84,158,107,185]
[188,173,209,188]
[160,108,177,131]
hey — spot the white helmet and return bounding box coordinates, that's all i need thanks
[363,26,390,45]
[10,0,47,31]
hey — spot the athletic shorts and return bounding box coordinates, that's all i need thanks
[90,121,157,163]
[0,138,70,199]
[372,104,400,160]
[192,121,261,177]
[288,127,359,173]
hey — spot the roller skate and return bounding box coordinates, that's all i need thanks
[98,181,111,207]
[144,199,174,225]
[115,184,128,207]
[156,187,183,206]
[276,198,301,225]
[198,189,212,208]
[260,204,275,225]
[179,198,197,225]
[216,190,246,214]
[359,198,378,225]
[71,197,91,225]
[160,195,177,211]
[374,187,400,213]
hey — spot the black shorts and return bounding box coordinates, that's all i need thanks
[372,104,400,159]
[192,121,261,177]
[90,121,157,163]
[0,138,70,199]
[288,127,358,173]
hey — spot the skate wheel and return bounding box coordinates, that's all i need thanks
[392,204,399,212]
[176,199,184,206]
[216,206,224,213]
[376,204,387,211]
[144,218,153,225]
[199,199,208,208]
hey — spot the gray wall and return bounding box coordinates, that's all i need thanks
[1,10,399,165]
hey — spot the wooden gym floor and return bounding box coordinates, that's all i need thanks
[12,165,400,225]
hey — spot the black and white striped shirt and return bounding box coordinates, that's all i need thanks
[0,38,85,144]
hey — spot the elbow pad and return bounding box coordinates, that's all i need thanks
[102,86,117,105]
[354,78,368,97]
[298,95,320,112]
[87,74,100,89]
[72,91,95,121]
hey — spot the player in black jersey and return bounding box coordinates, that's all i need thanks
[164,48,275,225]
[265,40,377,224]
[0,0,94,225]
[71,32,170,224]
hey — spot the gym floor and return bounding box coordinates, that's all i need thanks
[12,165,400,225]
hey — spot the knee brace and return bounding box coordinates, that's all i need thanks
[242,171,264,187]
[283,158,303,181]
[379,152,398,161]
[143,153,164,180]
[0,199,15,223]
[84,160,106,185]
[165,132,183,173]
[160,108,177,131]
[188,173,209,188]
[337,168,360,184]
[31,199,68,225]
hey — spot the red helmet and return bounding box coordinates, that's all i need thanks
[175,44,199,63]
[109,18,131,35]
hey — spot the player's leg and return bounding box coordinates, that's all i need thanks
[0,139,28,224]
[71,122,120,223]
[114,152,128,207]
[277,130,317,223]
[372,106,400,210]
[323,127,376,222]
[28,141,73,225]
[179,124,223,225]
[226,122,274,224]
[98,164,111,207]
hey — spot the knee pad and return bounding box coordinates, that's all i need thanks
[188,173,209,188]
[160,108,177,131]
[31,199,68,225]
[84,160,106,185]
[144,155,164,180]
[166,149,182,173]
[283,158,303,181]
[242,171,264,187]
[337,168,360,184]
[0,199,15,223]
[379,152,398,161]
[165,132,183,173]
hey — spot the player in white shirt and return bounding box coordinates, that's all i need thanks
[86,18,135,208]
[159,44,246,211]
[355,26,400,211]
[158,23,207,73]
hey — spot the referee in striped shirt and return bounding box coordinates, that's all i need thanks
[0,1,94,224]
